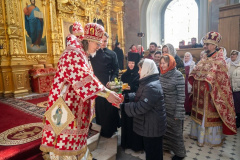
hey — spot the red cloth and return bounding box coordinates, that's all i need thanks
[29,68,57,93]
[184,66,191,113]
[40,34,105,156]
[29,68,57,78]
[23,5,35,16]
[0,102,42,160]
[189,48,237,134]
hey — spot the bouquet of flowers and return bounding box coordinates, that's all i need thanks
[108,78,123,94]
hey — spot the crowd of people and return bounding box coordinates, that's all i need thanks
[40,20,239,160]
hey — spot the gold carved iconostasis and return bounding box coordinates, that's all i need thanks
[0,0,124,97]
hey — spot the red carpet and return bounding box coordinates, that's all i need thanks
[0,102,43,160]
[23,96,48,105]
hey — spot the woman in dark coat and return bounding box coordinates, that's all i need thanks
[120,53,143,151]
[118,59,166,160]
[159,54,186,160]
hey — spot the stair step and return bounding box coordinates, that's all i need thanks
[92,134,118,160]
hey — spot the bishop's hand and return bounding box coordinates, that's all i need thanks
[106,91,122,104]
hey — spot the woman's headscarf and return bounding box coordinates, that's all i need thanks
[230,50,240,67]
[183,52,193,66]
[140,59,159,79]
[130,44,138,53]
[162,43,176,57]
[160,54,176,74]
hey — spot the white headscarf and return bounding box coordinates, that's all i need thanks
[183,52,193,66]
[140,59,159,79]
[230,50,240,67]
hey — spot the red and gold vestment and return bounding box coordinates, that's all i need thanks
[40,34,105,157]
[189,48,237,135]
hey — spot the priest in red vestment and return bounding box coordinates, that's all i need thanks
[40,22,122,159]
[189,31,237,147]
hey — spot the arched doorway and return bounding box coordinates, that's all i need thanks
[164,0,198,47]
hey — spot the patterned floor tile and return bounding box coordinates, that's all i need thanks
[120,115,240,160]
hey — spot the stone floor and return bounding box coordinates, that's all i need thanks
[115,116,240,160]
[12,93,240,160]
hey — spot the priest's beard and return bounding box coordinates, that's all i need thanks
[205,50,210,54]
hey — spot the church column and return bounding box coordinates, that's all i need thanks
[106,0,112,49]
[198,0,209,41]
[49,0,60,67]
[117,11,125,55]
[3,0,30,97]
[0,0,8,97]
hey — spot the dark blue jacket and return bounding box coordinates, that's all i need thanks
[122,74,166,137]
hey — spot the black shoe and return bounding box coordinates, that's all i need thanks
[172,155,184,160]
[92,158,97,160]
[237,124,240,128]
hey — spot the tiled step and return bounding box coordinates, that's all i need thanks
[92,134,118,160]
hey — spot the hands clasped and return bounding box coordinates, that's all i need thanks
[106,91,124,108]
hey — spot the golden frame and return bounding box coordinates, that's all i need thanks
[21,0,48,54]
[61,19,75,50]
[44,97,75,136]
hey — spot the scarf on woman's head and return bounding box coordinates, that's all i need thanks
[140,59,159,79]
[184,52,193,66]
[163,43,176,57]
[131,49,138,53]
[160,54,176,74]
[230,50,240,67]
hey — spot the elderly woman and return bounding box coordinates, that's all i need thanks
[159,54,186,160]
[162,43,184,72]
[119,59,166,160]
[227,50,240,128]
[120,52,143,152]
[183,52,195,115]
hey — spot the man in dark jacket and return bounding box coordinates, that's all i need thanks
[90,32,120,138]
[114,42,124,70]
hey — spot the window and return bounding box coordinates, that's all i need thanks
[164,0,198,48]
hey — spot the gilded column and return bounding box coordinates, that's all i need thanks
[50,0,61,67]
[106,0,112,49]
[118,11,125,56]
[5,0,32,97]
[0,0,7,97]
